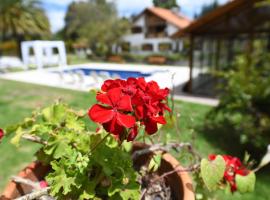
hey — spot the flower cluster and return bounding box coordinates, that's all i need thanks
[0,129,4,142]
[209,154,250,192]
[88,77,171,141]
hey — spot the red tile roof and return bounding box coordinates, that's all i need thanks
[147,7,192,29]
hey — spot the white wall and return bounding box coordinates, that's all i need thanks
[122,13,183,54]
[123,35,176,54]
[133,15,145,27]
[166,24,179,36]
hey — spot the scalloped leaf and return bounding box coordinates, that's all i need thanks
[201,155,226,190]
[10,127,24,147]
[235,171,256,193]
[148,154,162,172]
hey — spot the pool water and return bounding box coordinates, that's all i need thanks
[61,68,153,79]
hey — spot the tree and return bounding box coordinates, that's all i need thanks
[153,0,178,9]
[64,0,130,56]
[196,0,219,18]
[0,0,50,56]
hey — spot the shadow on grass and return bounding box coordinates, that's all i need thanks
[196,111,266,162]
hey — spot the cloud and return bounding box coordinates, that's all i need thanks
[114,0,152,16]
[179,0,228,17]
[47,11,66,33]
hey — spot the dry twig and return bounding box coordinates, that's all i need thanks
[12,176,39,189]
[22,134,48,145]
[14,187,50,200]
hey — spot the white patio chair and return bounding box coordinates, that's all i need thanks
[111,73,121,79]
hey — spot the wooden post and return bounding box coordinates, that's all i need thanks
[227,37,234,68]
[188,35,194,93]
[200,38,204,69]
[215,38,221,70]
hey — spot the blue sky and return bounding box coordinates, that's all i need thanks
[41,0,228,33]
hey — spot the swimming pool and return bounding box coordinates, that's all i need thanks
[1,62,189,92]
[61,68,153,79]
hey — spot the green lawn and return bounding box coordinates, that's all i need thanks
[0,79,269,199]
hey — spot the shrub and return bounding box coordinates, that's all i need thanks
[0,40,18,56]
[206,44,270,151]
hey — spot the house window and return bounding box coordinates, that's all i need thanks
[158,43,172,51]
[131,26,142,34]
[142,44,153,51]
[121,42,130,52]
[146,25,167,38]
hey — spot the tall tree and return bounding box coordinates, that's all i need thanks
[0,0,50,55]
[153,0,178,9]
[196,0,219,18]
[64,0,130,56]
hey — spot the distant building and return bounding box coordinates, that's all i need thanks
[121,7,191,54]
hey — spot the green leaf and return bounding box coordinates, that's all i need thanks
[10,127,24,147]
[22,117,34,128]
[44,136,73,159]
[42,103,66,123]
[5,124,21,135]
[148,154,162,172]
[79,182,96,200]
[235,172,256,193]
[46,161,76,196]
[121,140,132,152]
[66,115,85,131]
[119,189,140,200]
[201,155,226,190]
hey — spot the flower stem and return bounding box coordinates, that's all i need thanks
[90,133,110,153]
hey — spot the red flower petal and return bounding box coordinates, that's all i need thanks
[107,88,121,106]
[96,93,112,107]
[117,113,136,128]
[236,168,249,176]
[103,116,124,136]
[117,95,133,112]
[0,129,4,141]
[88,104,114,124]
[135,105,144,120]
[208,154,216,161]
[152,116,166,124]
[127,77,137,85]
[137,77,146,91]
[101,79,119,92]
[127,125,138,141]
[145,119,158,135]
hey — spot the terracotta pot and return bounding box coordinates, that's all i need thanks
[1,143,194,200]
[0,162,50,200]
[132,142,194,200]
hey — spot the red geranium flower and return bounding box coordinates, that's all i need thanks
[208,154,250,192]
[88,88,136,137]
[89,77,171,141]
[0,129,4,141]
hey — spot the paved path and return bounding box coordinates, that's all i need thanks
[174,94,219,106]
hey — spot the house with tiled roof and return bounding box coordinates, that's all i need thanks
[121,7,192,54]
